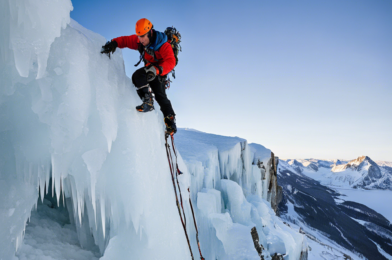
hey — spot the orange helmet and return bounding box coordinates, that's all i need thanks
[135,18,153,36]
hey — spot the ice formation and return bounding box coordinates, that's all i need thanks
[0,0,306,259]
[175,129,307,259]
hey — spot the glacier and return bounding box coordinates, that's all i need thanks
[0,0,306,259]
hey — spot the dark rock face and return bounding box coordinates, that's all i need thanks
[255,159,266,180]
[278,164,392,260]
[286,159,303,173]
[376,170,392,190]
[251,227,264,259]
[306,162,318,172]
[267,152,283,215]
[367,165,392,190]
[271,253,284,260]
[382,166,392,175]
[299,249,308,260]
[334,159,343,165]
[337,201,392,253]
[359,156,382,181]
[338,201,390,228]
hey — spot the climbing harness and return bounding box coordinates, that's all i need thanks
[165,133,205,260]
[165,77,172,89]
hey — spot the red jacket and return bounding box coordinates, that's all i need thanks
[113,35,175,76]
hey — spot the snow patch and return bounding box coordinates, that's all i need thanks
[371,240,392,260]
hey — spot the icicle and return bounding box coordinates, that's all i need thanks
[77,193,86,226]
[91,181,97,227]
[38,164,44,203]
[81,195,85,219]
[51,155,60,202]
[101,196,106,238]
[56,176,62,207]
[78,198,82,225]
[40,181,44,203]
[51,174,55,198]
[72,182,79,218]
[62,183,65,207]
[46,161,50,195]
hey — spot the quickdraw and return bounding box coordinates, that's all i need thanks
[165,134,205,260]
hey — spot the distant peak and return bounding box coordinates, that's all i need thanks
[348,155,371,166]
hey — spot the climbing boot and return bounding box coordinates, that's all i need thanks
[136,92,154,112]
[164,114,177,135]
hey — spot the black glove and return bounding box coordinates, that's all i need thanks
[101,41,118,58]
[145,65,157,82]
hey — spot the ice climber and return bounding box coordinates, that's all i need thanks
[101,18,177,135]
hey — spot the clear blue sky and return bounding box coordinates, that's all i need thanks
[70,0,392,161]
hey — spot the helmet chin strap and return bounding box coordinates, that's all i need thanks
[147,26,154,41]
[146,27,154,47]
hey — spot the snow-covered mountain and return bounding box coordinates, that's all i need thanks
[284,157,392,190]
[0,1,308,259]
[278,160,392,260]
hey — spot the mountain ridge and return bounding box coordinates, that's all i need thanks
[283,156,392,190]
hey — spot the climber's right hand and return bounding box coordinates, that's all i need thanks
[145,65,158,82]
[101,41,118,57]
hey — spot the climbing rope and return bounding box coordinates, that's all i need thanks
[164,137,193,259]
[165,134,205,260]
[166,137,187,226]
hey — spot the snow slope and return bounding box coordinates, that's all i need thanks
[0,1,306,259]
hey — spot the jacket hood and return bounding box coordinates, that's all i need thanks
[147,30,167,51]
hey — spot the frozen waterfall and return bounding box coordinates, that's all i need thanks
[0,0,306,259]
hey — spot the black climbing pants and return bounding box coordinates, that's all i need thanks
[132,67,175,117]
